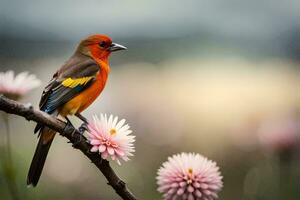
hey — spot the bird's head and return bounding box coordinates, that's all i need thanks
[77,34,127,61]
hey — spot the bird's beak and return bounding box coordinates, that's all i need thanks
[109,43,127,52]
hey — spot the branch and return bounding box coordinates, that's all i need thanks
[0,95,137,200]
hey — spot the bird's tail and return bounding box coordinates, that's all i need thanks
[27,127,56,187]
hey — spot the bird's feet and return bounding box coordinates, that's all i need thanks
[75,113,88,124]
[65,117,75,128]
[72,123,88,148]
[78,122,88,134]
[63,117,75,137]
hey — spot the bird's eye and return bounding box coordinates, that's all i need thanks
[99,41,107,48]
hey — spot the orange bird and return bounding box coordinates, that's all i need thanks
[27,34,126,186]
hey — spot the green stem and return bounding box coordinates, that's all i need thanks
[1,113,20,200]
[278,150,292,200]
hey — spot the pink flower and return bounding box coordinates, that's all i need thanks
[157,153,223,200]
[258,118,300,153]
[0,70,41,100]
[87,114,135,165]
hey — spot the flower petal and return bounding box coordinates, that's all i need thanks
[99,145,106,153]
[90,146,98,152]
[107,147,115,155]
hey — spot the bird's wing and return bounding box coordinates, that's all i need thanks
[39,55,100,114]
[38,72,60,109]
[34,54,99,134]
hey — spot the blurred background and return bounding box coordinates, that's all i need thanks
[1,0,300,199]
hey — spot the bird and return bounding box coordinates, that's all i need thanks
[27,34,127,187]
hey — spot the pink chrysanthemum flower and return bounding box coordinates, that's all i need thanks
[87,114,135,165]
[157,153,223,200]
[0,70,41,100]
[258,118,300,153]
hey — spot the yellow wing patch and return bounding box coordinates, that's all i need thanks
[62,77,93,88]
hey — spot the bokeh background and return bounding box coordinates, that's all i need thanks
[1,0,300,199]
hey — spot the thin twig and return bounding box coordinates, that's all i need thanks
[0,95,137,200]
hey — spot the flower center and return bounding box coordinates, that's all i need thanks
[110,128,117,136]
[187,168,193,184]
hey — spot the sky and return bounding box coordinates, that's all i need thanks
[1,0,300,59]
[1,0,299,40]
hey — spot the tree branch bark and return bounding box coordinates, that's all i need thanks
[0,95,137,200]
